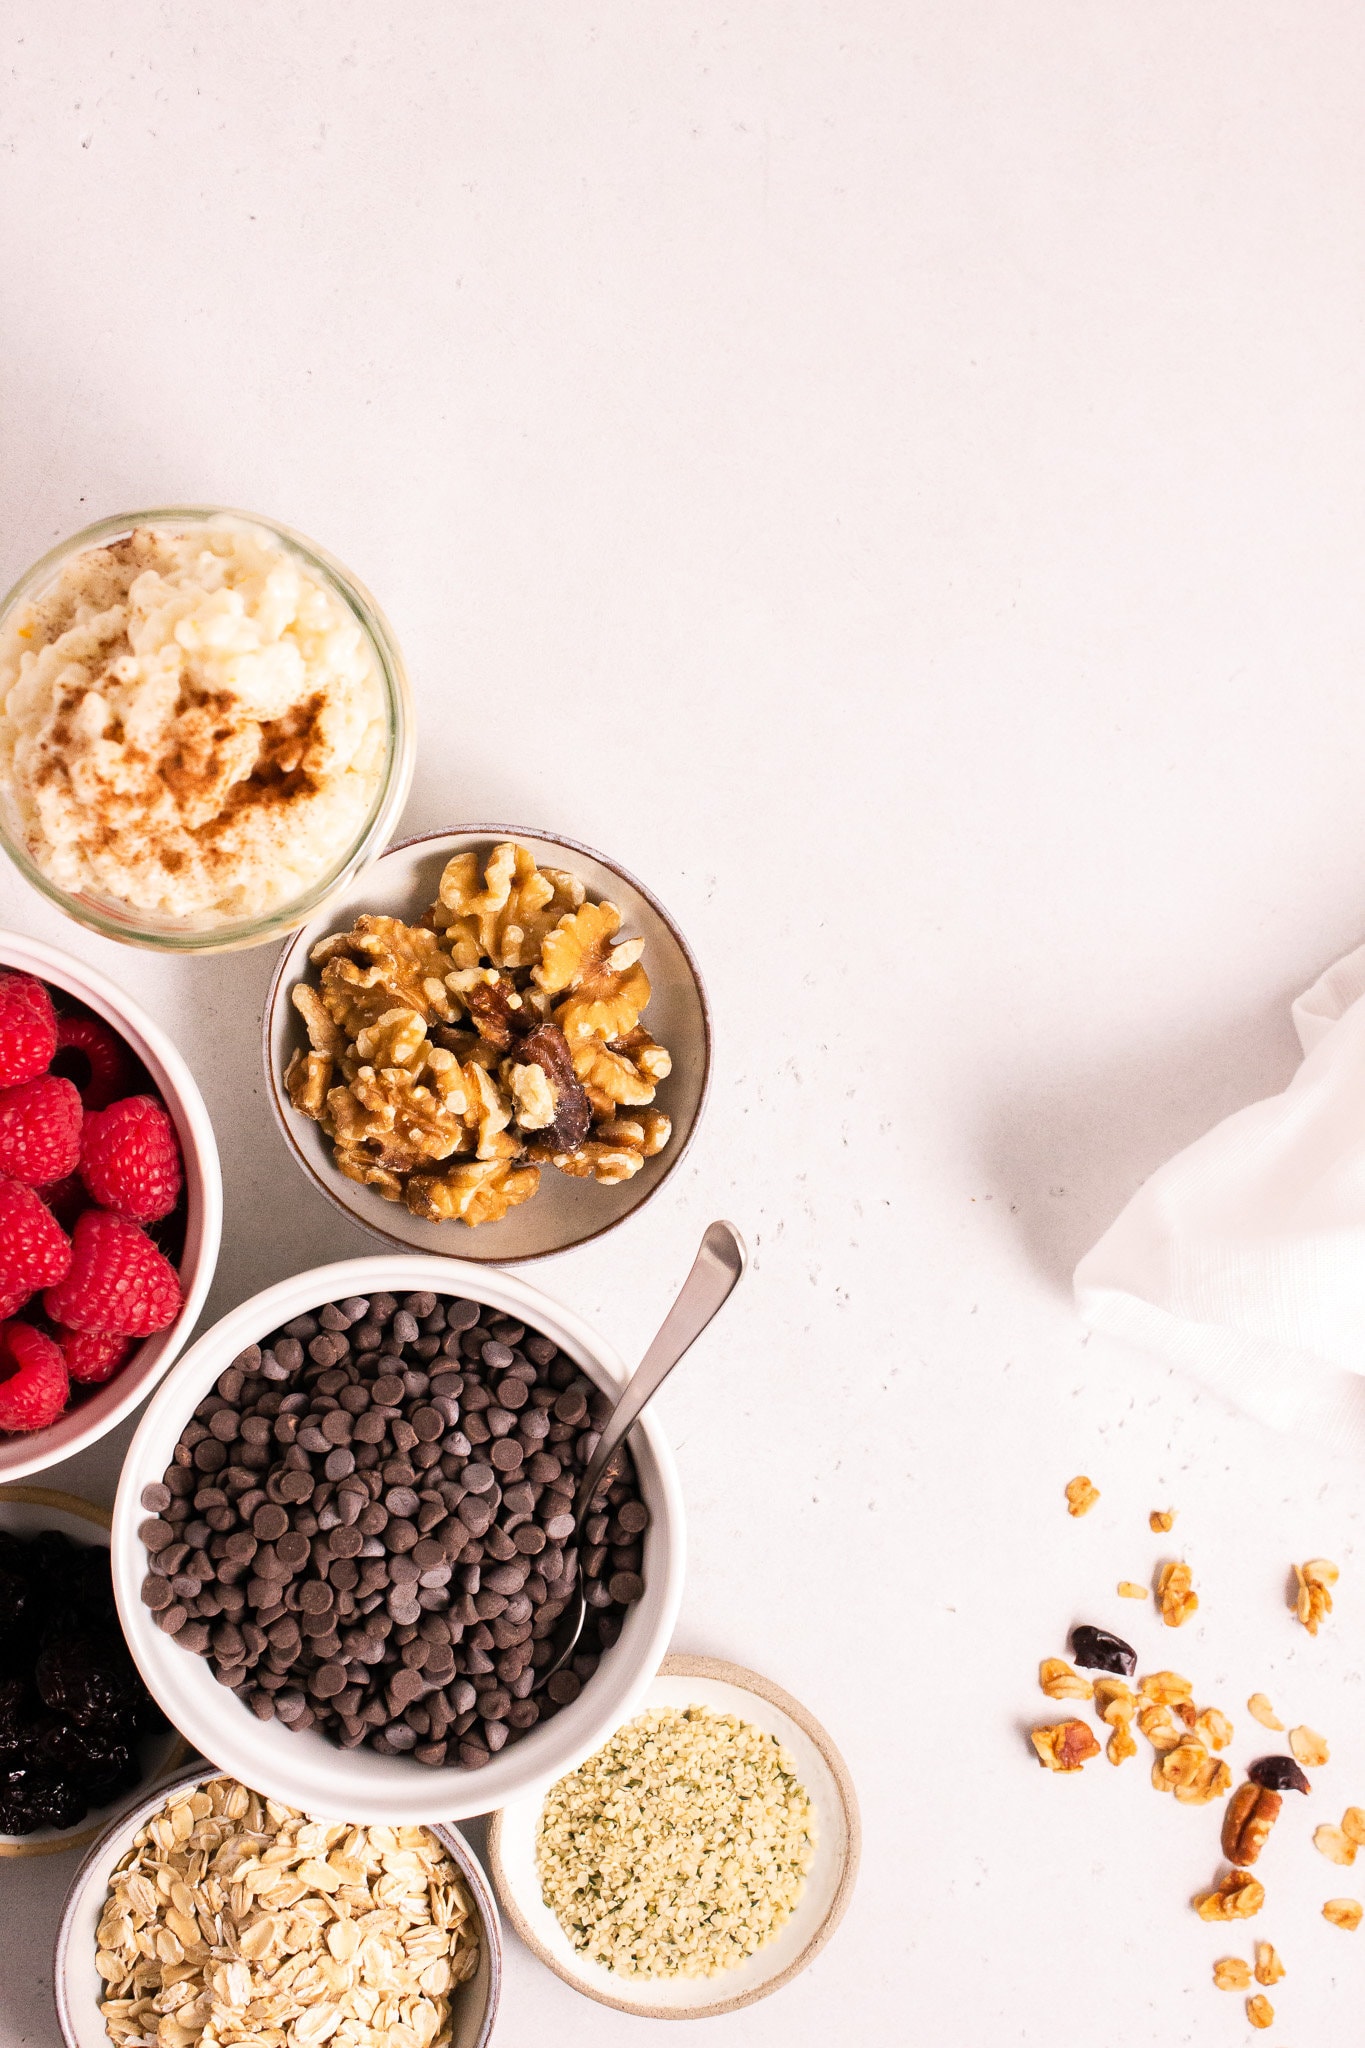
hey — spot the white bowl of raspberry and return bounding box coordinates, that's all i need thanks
[0,933,222,1482]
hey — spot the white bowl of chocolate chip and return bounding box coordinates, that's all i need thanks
[108,1255,685,1824]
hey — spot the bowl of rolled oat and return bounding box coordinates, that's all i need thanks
[53,1767,500,2048]
[263,827,711,1261]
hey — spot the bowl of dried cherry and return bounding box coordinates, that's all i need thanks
[0,1486,187,1855]
[0,932,222,1482]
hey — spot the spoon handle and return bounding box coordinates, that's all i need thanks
[573,1220,747,1522]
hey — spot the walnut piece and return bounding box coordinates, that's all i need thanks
[1223,1783,1282,1865]
[285,842,674,1225]
[1064,1475,1099,1517]
[1289,1724,1330,1769]
[1030,1720,1101,1772]
[1193,1870,1264,1921]
[1245,1993,1273,2030]
[1294,1556,1339,1635]
[1212,1958,1250,1991]
[1253,1942,1284,1986]
[1156,1560,1198,1627]
[1247,1693,1284,1732]
[1149,1508,1176,1533]
[1039,1658,1093,1702]
[1323,1897,1363,1930]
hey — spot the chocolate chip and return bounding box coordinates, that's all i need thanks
[253,1504,289,1541]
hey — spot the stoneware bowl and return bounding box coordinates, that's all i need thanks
[262,826,711,1262]
[487,1655,861,2020]
[53,1762,501,2048]
[0,932,222,1483]
[0,1486,188,1858]
[110,1254,685,1824]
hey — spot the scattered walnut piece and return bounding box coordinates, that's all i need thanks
[1039,1658,1093,1702]
[1195,1707,1234,1752]
[1156,1559,1198,1627]
[1289,1724,1330,1769]
[1342,1807,1365,1847]
[1212,1957,1250,1991]
[1294,1557,1339,1636]
[1107,1720,1137,1767]
[1323,1897,1363,1930]
[1253,1942,1284,1986]
[1247,1693,1284,1733]
[1149,1508,1176,1533]
[1314,1822,1357,1866]
[1116,1580,1147,1600]
[1093,1678,1137,1726]
[1194,1870,1265,1921]
[1223,1783,1282,1864]
[1245,1993,1274,2030]
[1065,1475,1100,1517]
[1031,1719,1101,1772]
[1140,1670,1193,1706]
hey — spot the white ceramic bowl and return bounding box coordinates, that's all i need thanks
[0,1485,188,1858]
[110,1255,684,1823]
[263,826,712,1262]
[54,1763,501,2048]
[0,933,222,1482]
[488,1655,861,2021]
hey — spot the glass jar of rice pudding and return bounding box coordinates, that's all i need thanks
[0,509,414,950]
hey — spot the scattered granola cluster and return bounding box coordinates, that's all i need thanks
[286,843,674,1227]
[95,1776,480,2048]
[1039,1485,1360,2030]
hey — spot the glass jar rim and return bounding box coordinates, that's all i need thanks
[0,506,415,953]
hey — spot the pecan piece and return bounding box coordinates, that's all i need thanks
[1223,1781,1282,1865]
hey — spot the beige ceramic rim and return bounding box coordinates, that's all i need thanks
[485,1654,862,2020]
[0,1485,190,1859]
[260,823,713,1263]
[51,1763,502,2048]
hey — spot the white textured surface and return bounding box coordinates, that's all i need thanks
[2,6,1365,2042]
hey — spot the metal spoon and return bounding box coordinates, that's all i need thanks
[533,1219,747,1690]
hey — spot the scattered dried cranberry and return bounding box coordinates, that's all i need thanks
[1069,1624,1138,1676]
[1249,1754,1311,1795]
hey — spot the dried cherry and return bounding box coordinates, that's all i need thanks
[1069,1624,1138,1676]
[1249,1754,1312,1795]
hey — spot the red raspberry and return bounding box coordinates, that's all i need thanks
[53,1325,136,1386]
[43,1209,182,1336]
[0,1321,69,1432]
[79,1096,183,1224]
[0,1176,73,1318]
[0,972,57,1086]
[52,1012,134,1110]
[0,1074,83,1186]
[40,1173,91,1233]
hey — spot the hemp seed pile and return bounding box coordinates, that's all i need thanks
[535,1703,816,1979]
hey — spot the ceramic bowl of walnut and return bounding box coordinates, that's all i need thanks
[263,827,711,1262]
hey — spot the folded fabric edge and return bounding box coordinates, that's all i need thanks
[1076,1280,1365,1457]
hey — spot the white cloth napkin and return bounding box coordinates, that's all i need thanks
[1075,942,1365,1450]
